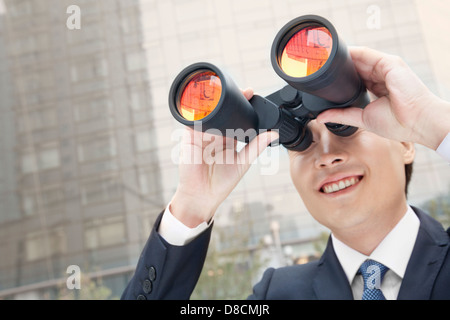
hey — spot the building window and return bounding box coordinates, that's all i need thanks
[80,176,121,205]
[39,148,60,170]
[7,0,32,18]
[18,108,58,132]
[21,145,60,174]
[84,215,126,250]
[21,193,35,217]
[130,90,142,110]
[139,168,160,195]
[119,8,140,35]
[24,227,66,261]
[70,57,108,83]
[126,51,146,72]
[135,130,155,152]
[73,97,113,123]
[66,21,103,45]
[21,153,38,174]
[130,88,150,111]
[77,135,117,163]
[20,186,63,217]
[16,69,54,94]
[10,32,49,56]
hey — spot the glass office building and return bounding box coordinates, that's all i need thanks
[0,0,449,299]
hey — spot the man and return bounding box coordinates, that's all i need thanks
[121,47,450,300]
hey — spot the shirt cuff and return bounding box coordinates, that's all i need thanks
[158,204,212,246]
[436,132,450,163]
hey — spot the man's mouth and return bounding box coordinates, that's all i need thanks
[320,175,363,194]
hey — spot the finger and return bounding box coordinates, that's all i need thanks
[183,126,209,149]
[236,131,279,175]
[359,95,396,132]
[242,87,254,101]
[219,134,237,150]
[349,46,386,79]
[348,46,379,81]
[349,46,383,66]
[182,127,196,145]
[368,81,389,97]
[349,46,404,86]
[317,96,394,136]
[179,130,204,165]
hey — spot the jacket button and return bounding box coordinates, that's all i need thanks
[143,279,152,294]
[136,294,147,300]
[148,266,156,281]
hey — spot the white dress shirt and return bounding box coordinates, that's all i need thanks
[158,204,212,246]
[331,206,420,300]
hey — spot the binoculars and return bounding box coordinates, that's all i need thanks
[168,15,369,151]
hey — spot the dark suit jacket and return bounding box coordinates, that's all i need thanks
[121,206,450,300]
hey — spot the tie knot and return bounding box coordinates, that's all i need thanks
[358,259,389,291]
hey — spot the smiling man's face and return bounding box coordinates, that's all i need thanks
[288,120,415,235]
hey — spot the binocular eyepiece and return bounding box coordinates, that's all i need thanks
[168,15,370,151]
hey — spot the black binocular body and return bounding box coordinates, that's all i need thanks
[168,15,370,151]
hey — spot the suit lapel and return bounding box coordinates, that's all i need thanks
[313,207,449,300]
[311,207,449,300]
[397,207,450,299]
[312,237,354,300]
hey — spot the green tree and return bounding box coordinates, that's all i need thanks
[56,272,118,300]
[421,189,450,230]
[191,203,267,300]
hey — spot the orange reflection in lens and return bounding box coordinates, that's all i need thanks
[280,26,332,77]
[178,70,222,121]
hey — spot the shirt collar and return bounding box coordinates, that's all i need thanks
[331,205,420,285]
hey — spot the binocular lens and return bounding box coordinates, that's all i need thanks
[177,70,222,121]
[280,26,332,78]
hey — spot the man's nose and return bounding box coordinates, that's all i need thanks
[314,130,348,169]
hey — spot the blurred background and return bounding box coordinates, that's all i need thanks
[0,0,449,299]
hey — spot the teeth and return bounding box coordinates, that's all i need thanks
[322,177,360,194]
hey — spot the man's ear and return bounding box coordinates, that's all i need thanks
[400,142,415,164]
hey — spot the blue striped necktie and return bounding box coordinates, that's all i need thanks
[358,259,389,300]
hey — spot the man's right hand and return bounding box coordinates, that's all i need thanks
[169,88,279,228]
